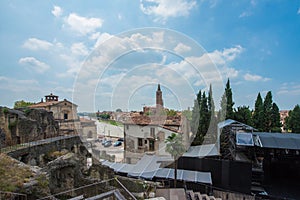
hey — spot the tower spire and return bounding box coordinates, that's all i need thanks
[156,84,164,108]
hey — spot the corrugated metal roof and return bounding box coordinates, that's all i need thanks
[101,155,212,184]
[182,144,219,158]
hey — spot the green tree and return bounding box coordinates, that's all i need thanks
[208,84,215,116]
[191,90,201,141]
[166,109,177,117]
[13,100,34,109]
[182,110,192,121]
[263,91,273,132]
[234,106,253,126]
[286,105,300,133]
[99,113,110,120]
[206,84,218,143]
[165,133,186,188]
[116,108,122,112]
[219,79,234,120]
[252,93,264,131]
[271,103,282,132]
[199,92,209,138]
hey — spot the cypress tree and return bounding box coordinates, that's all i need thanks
[219,79,234,120]
[253,93,264,131]
[263,91,273,132]
[234,106,253,126]
[191,90,202,145]
[271,103,282,132]
[287,105,300,133]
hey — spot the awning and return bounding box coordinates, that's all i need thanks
[101,154,212,184]
[183,144,219,158]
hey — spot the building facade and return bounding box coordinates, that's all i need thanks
[29,93,82,135]
[123,84,191,164]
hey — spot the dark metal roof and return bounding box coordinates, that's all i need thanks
[253,132,300,150]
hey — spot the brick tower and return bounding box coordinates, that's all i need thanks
[156,84,164,108]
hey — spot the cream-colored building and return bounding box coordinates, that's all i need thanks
[29,93,82,135]
[123,85,191,164]
[124,115,191,164]
[80,117,97,141]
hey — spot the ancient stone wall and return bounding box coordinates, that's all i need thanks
[0,107,59,146]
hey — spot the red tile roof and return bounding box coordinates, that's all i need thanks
[124,115,181,126]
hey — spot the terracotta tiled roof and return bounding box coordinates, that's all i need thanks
[29,99,77,108]
[29,101,59,108]
[124,115,181,126]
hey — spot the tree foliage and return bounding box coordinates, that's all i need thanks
[98,113,110,120]
[286,105,300,133]
[166,109,177,117]
[271,103,282,132]
[165,133,186,188]
[182,110,192,121]
[219,79,234,120]
[234,106,253,126]
[13,100,34,109]
[191,86,217,145]
[251,91,281,132]
[252,93,264,131]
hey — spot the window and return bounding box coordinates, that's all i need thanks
[149,140,155,151]
[64,113,68,120]
[138,138,143,147]
[144,140,147,144]
[150,127,155,138]
[87,131,93,138]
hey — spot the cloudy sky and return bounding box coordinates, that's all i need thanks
[1,0,300,112]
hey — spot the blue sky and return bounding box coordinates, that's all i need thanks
[0,0,300,112]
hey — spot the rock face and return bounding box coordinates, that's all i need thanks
[0,107,59,146]
[46,152,91,194]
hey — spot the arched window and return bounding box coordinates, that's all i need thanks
[87,131,93,138]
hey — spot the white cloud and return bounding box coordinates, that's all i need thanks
[140,0,197,22]
[0,76,39,93]
[22,38,53,50]
[19,57,50,73]
[52,5,63,17]
[173,43,191,54]
[250,0,257,6]
[72,30,243,111]
[118,13,122,20]
[239,11,252,18]
[65,13,103,35]
[298,8,300,15]
[71,42,89,56]
[222,67,239,79]
[207,45,243,65]
[244,73,270,82]
[277,83,300,95]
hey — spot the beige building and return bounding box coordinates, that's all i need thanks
[80,117,97,141]
[29,93,82,135]
[123,85,191,164]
